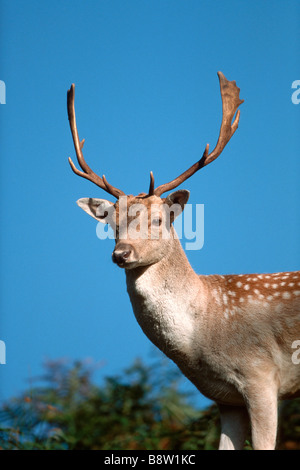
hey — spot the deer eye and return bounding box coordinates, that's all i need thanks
[152,217,162,227]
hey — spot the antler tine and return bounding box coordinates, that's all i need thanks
[148,171,155,196]
[67,84,125,199]
[153,72,244,197]
[199,72,244,167]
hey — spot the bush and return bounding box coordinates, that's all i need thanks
[0,357,299,450]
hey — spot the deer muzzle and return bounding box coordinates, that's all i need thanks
[112,243,135,267]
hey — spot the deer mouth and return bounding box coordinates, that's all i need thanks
[112,258,139,270]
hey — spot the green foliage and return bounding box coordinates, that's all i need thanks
[0,357,299,450]
[278,399,300,450]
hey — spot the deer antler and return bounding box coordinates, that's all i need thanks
[67,84,125,199]
[153,72,244,197]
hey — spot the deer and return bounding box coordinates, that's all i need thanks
[67,72,300,450]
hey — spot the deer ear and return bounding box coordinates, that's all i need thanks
[165,190,190,210]
[164,190,190,223]
[76,198,115,224]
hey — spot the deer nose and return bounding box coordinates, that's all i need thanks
[112,246,132,265]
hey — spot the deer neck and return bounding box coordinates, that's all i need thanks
[125,234,206,363]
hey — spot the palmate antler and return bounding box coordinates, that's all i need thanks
[67,84,125,199]
[67,72,243,198]
[150,72,244,196]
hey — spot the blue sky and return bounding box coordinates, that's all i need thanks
[0,1,299,409]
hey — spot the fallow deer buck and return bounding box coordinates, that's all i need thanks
[67,72,300,450]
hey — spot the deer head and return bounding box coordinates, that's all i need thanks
[67,72,243,269]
